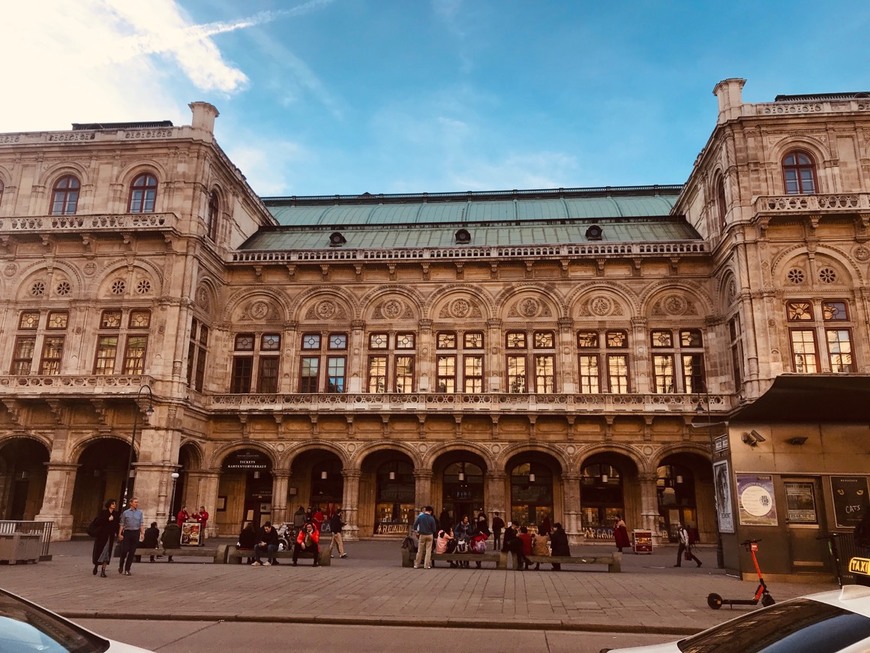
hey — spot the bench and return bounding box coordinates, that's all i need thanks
[400,547,506,569]
[223,544,331,566]
[521,553,621,572]
[130,547,222,563]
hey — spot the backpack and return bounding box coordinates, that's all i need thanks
[472,538,487,554]
[455,539,469,554]
[86,516,100,537]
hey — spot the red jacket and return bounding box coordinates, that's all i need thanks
[296,527,320,547]
[517,532,533,556]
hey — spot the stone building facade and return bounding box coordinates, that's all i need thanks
[1,80,868,580]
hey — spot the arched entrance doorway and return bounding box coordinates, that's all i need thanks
[289,449,344,519]
[657,453,708,542]
[0,438,49,520]
[579,453,638,540]
[507,453,558,529]
[218,448,273,530]
[70,438,130,533]
[433,451,486,527]
[168,443,199,522]
[360,450,415,536]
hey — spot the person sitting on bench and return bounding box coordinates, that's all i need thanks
[293,521,320,567]
[252,521,279,566]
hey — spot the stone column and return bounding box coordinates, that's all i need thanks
[638,472,661,544]
[341,469,361,541]
[130,462,176,530]
[197,471,220,538]
[562,473,582,542]
[414,469,433,509]
[270,471,289,526]
[35,462,78,542]
[486,470,507,517]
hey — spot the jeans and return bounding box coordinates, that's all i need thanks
[119,530,139,572]
[254,543,277,563]
[414,533,434,568]
[293,542,320,565]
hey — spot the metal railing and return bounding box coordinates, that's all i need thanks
[0,521,53,561]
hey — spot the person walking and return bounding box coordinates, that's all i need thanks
[491,511,505,551]
[253,521,280,566]
[117,497,145,575]
[675,522,702,568]
[90,498,119,578]
[292,521,321,566]
[413,505,437,569]
[614,514,631,553]
[328,509,348,559]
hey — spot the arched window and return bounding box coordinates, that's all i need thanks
[128,173,158,213]
[715,176,727,227]
[207,190,219,240]
[50,175,80,215]
[782,151,817,195]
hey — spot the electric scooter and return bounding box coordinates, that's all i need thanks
[707,539,775,609]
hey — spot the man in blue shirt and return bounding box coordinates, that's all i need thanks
[118,497,145,575]
[413,505,437,569]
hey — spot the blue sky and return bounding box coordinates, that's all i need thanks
[1,1,868,196]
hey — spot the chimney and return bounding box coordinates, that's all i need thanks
[712,78,746,124]
[189,101,219,133]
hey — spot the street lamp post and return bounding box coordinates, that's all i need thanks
[122,384,153,509]
[694,392,726,569]
[169,471,180,520]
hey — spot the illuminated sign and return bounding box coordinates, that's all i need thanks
[849,557,870,576]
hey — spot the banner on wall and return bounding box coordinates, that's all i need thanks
[736,474,778,526]
[713,460,735,533]
[831,476,869,528]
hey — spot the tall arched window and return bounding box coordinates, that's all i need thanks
[715,176,727,228]
[207,190,219,240]
[50,175,80,215]
[128,173,158,213]
[782,151,817,194]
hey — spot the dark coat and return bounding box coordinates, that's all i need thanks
[161,523,182,549]
[550,528,570,556]
[142,525,160,549]
[238,525,257,549]
[91,508,120,564]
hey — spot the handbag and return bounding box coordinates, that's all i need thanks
[86,517,101,537]
[684,549,692,561]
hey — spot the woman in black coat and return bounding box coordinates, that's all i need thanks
[549,522,570,571]
[91,498,119,577]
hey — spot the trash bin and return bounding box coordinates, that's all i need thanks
[632,529,653,554]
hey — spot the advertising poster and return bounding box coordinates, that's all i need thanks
[737,474,778,526]
[831,476,869,528]
[713,460,735,533]
[180,521,201,546]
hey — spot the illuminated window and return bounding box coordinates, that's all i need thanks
[506,330,555,393]
[650,329,705,394]
[366,332,416,393]
[436,331,484,392]
[94,309,150,375]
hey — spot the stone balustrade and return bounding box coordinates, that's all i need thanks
[0,212,174,234]
[755,193,870,214]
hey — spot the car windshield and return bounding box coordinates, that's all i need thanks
[0,591,109,652]
[678,598,870,653]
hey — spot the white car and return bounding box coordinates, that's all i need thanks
[0,587,151,652]
[601,585,870,653]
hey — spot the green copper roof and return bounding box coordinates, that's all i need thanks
[242,185,698,252]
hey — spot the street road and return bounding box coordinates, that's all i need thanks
[78,619,675,652]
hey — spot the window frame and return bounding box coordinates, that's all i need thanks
[50,175,80,215]
[782,150,817,195]
[127,173,158,213]
[230,331,281,393]
[505,329,556,394]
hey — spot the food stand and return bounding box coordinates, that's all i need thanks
[632,529,653,554]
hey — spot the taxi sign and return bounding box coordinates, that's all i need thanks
[849,557,870,576]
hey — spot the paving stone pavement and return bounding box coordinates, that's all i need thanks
[0,539,839,635]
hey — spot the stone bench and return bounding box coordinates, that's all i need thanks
[521,552,622,572]
[223,544,331,566]
[130,547,222,563]
[401,547,506,569]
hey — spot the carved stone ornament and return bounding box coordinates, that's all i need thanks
[854,245,870,262]
[315,300,336,319]
[4,263,17,277]
[83,262,97,277]
[249,300,269,320]
[383,299,403,319]
[196,286,210,311]
[589,296,614,316]
[450,298,471,318]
